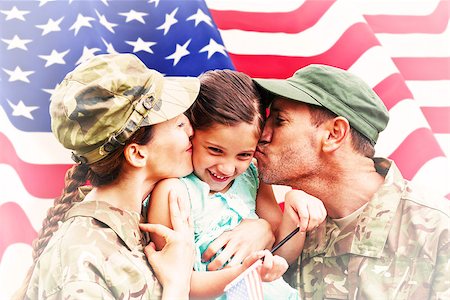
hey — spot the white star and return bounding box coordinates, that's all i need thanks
[119,9,148,24]
[166,39,191,66]
[126,37,156,54]
[38,0,56,7]
[186,9,212,27]
[95,10,117,33]
[36,17,64,36]
[157,8,178,36]
[38,49,70,67]
[199,39,227,59]
[148,0,160,7]
[69,14,95,36]
[76,46,101,65]
[1,35,32,51]
[102,38,118,54]
[100,0,109,6]
[42,84,59,97]
[0,6,30,21]
[3,66,34,83]
[7,99,39,120]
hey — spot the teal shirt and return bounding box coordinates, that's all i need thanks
[181,163,299,300]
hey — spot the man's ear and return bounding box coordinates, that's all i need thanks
[322,117,350,152]
[124,143,147,167]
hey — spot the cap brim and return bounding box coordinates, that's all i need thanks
[143,76,200,125]
[253,78,321,107]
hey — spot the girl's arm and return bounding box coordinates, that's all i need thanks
[273,190,327,264]
[255,182,283,233]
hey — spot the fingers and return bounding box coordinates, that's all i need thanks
[206,246,234,271]
[259,250,288,282]
[139,223,171,239]
[202,233,229,262]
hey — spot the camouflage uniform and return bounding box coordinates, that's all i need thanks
[26,198,162,299]
[286,158,450,300]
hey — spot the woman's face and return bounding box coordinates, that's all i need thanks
[145,114,194,180]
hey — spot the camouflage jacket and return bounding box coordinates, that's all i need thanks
[26,200,163,299]
[286,159,449,300]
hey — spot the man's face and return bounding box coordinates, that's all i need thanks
[255,97,322,187]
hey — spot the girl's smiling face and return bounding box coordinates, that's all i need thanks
[192,122,260,193]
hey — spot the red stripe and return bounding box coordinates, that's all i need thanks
[388,128,446,180]
[0,133,71,198]
[373,73,414,110]
[392,57,450,80]
[421,107,450,134]
[445,193,450,200]
[0,202,37,262]
[230,22,380,78]
[364,0,449,34]
[210,0,335,33]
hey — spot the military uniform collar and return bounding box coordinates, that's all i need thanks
[303,158,406,258]
[65,200,144,251]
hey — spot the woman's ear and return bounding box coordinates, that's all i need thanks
[124,143,147,167]
[322,117,350,152]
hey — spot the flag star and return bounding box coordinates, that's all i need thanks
[1,35,32,51]
[70,14,95,36]
[102,38,118,54]
[119,9,148,24]
[100,0,109,6]
[36,17,64,36]
[186,9,212,27]
[166,39,191,66]
[126,37,156,54]
[0,6,30,21]
[95,10,117,33]
[200,39,227,59]
[3,66,35,83]
[7,99,39,120]
[38,49,70,67]
[42,84,59,97]
[76,46,101,65]
[157,8,178,36]
[38,0,56,7]
[148,0,160,7]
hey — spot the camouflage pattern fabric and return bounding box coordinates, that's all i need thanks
[26,199,162,299]
[286,158,450,300]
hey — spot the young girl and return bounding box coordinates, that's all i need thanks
[148,70,325,299]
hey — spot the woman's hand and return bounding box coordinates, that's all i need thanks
[203,218,274,271]
[140,190,195,300]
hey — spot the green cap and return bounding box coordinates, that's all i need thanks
[50,53,200,164]
[253,64,389,145]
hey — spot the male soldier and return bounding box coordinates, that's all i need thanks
[253,65,449,299]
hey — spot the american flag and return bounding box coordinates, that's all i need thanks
[0,0,449,298]
[225,259,264,300]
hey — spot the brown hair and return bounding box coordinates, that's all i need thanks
[308,105,375,157]
[186,69,263,135]
[15,126,153,299]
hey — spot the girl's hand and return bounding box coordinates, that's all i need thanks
[242,250,288,282]
[284,190,327,232]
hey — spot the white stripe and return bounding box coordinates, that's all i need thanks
[348,46,399,88]
[205,0,305,12]
[359,0,440,15]
[219,1,365,56]
[0,107,72,164]
[375,99,430,157]
[0,244,33,300]
[375,23,450,57]
[0,165,53,231]
[412,156,450,199]
[435,133,450,159]
[406,80,450,107]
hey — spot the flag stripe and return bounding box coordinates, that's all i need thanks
[392,57,450,80]
[420,107,450,134]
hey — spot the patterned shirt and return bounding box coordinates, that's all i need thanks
[286,158,450,300]
[26,200,162,300]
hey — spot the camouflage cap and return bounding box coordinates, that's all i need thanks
[50,53,200,164]
[253,64,389,145]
